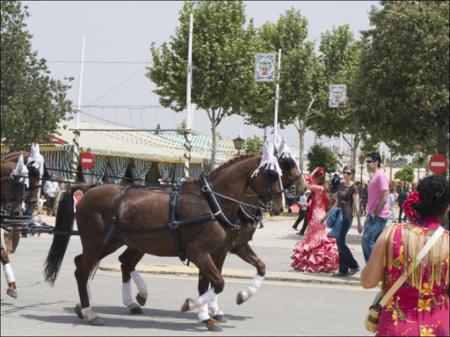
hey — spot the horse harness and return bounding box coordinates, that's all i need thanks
[106,175,265,262]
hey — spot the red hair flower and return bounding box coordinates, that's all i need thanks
[403,191,421,222]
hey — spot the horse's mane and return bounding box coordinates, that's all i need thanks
[209,154,256,180]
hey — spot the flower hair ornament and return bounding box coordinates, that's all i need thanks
[402,191,421,222]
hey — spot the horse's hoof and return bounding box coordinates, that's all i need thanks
[88,317,105,326]
[202,318,223,332]
[129,305,143,315]
[180,298,196,312]
[6,288,17,299]
[236,290,249,305]
[212,314,227,323]
[136,293,147,306]
[74,304,83,319]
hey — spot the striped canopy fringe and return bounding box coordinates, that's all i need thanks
[131,159,152,185]
[107,156,130,184]
[190,164,202,180]
[158,162,174,181]
[42,150,73,180]
[94,156,109,183]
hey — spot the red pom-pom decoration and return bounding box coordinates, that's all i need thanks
[402,191,421,222]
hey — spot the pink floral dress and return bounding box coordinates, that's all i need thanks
[377,219,449,336]
[291,184,339,273]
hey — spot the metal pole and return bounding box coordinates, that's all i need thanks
[72,36,85,183]
[273,49,281,141]
[183,14,193,179]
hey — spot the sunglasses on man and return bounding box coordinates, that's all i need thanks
[343,171,352,175]
[365,160,374,164]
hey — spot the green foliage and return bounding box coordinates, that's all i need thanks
[1,1,73,150]
[358,1,449,156]
[306,144,339,173]
[394,165,415,183]
[148,1,256,166]
[244,136,262,155]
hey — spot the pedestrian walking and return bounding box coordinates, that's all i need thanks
[361,152,390,263]
[291,167,339,273]
[397,185,410,222]
[361,174,449,336]
[43,174,60,216]
[323,165,361,277]
[292,190,311,235]
[330,173,341,194]
[389,189,396,221]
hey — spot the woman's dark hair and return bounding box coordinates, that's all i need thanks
[414,174,449,219]
[342,165,356,176]
[366,152,382,168]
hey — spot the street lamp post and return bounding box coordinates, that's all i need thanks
[358,154,365,184]
[233,135,245,156]
[417,155,424,183]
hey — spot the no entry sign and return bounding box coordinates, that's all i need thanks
[80,151,96,170]
[428,154,448,174]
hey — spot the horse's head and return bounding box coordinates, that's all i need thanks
[249,142,284,216]
[274,136,304,197]
[0,154,29,216]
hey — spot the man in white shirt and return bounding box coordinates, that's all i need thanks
[43,174,60,216]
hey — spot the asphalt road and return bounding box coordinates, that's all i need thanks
[1,215,378,336]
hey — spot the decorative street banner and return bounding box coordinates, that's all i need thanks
[255,53,276,81]
[328,84,347,108]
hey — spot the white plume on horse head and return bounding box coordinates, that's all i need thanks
[27,142,45,176]
[251,141,282,178]
[275,135,293,159]
[12,153,29,188]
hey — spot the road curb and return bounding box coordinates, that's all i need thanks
[99,265,361,287]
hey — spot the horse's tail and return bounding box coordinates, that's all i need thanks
[44,186,77,285]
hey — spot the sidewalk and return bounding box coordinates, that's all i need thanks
[94,214,366,287]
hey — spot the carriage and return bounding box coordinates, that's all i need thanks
[1,139,304,332]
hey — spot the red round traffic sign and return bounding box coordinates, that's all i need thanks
[80,151,96,169]
[428,154,448,174]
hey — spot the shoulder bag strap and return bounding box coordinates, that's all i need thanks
[378,226,445,307]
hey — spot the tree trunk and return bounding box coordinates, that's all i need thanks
[210,110,217,170]
[298,119,305,172]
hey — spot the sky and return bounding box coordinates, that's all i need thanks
[24,1,379,155]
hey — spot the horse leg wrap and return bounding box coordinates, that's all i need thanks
[195,289,216,308]
[87,280,92,302]
[3,263,16,284]
[122,281,134,307]
[197,303,210,322]
[207,295,223,317]
[130,271,148,300]
[81,306,98,321]
[248,274,264,296]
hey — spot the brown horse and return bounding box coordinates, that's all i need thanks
[44,152,284,329]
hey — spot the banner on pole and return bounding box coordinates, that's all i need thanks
[328,84,347,108]
[255,53,276,81]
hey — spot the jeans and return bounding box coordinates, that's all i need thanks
[336,212,359,274]
[362,214,388,262]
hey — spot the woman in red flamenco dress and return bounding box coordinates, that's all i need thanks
[291,167,339,273]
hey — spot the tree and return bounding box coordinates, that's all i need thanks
[244,135,262,155]
[242,8,323,172]
[1,1,73,150]
[306,144,339,173]
[358,1,449,156]
[148,1,257,168]
[313,25,366,167]
[394,165,414,184]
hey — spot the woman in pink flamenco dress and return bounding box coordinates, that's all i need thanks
[291,167,339,273]
[362,174,449,336]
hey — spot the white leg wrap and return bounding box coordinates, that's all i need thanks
[248,274,264,296]
[87,280,92,302]
[122,281,134,307]
[197,303,210,322]
[195,289,216,308]
[207,295,223,316]
[3,263,15,284]
[130,270,148,298]
[81,306,98,321]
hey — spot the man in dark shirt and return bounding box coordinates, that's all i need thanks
[330,173,341,194]
[397,186,410,222]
